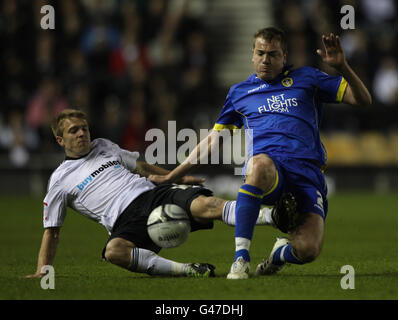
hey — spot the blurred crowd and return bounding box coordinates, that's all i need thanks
[272,0,398,133]
[1,0,398,167]
[0,0,213,165]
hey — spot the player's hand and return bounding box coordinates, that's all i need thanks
[317,33,346,70]
[148,174,173,185]
[149,174,205,186]
[179,175,205,186]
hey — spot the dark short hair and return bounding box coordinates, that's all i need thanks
[253,27,287,52]
[51,108,87,137]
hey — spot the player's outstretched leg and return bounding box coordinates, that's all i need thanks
[104,238,215,277]
[222,193,297,228]
[255,212,323,276]
[188,192,290,228]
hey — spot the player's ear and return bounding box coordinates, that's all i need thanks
[56,136,65,148]
[283,51,288,65]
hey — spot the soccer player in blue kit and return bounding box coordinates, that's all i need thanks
[149,27,372,279]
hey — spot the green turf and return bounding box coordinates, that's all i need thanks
[0,192,397,300]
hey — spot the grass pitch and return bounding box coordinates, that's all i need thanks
[0,192,397,300]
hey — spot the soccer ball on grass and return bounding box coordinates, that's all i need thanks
[147,204,191,248]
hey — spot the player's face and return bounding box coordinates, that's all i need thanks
[56,117,91,158]
[252,37,287,82]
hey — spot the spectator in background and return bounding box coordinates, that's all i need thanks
[108,12,146,79]
[35,32,56,76]
[373,57,398,105]
[79,7,120,113]
[2,0,396,161]
[67,84,92,118]
[32,0,50,30]
[58,0,86,51]
[339,29,370,86]
[26,78,68,152]
[148,74,179,133]
[361,0,396,25]
[81,0,119,21]
[1,0,212,152]
[108,5,149,99]
[181,29,211,99]
[2,51,30,110]
[100,95,125,145]
[63,49,91,92]
[179,28,213,127]
[121,90,153,153]
[141,0,168,42]
[0,110,39,167]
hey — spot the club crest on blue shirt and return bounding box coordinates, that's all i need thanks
[281,77,293,87]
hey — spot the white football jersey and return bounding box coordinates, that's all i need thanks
[43,138,155,232]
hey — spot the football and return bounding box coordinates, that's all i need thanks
[147,204,191,248]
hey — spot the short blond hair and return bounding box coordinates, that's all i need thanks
[253,27,287,53]
[51,108,87,137]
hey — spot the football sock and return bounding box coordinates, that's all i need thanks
[261,206,275,225]
[272,243,304,265]
[234,184,264,262]
[222,201,272,226]
[128,247,187,275]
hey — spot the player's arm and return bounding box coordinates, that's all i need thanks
[134,161,169,177]
[25,227,60,278]
[317,33,372,106]
[148,129,223,185]
[339,63,372,106]
[135,161,205,185]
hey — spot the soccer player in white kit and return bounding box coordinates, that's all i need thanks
[25,109,292,278]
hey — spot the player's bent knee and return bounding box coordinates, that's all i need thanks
[246,154,276,189]
[104,238,134,266]
[104,246,118,264]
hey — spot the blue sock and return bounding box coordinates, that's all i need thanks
[234,184,264,262]
[272,243,304,265]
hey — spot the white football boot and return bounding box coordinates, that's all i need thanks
[226,257,250,279]
[255,237,289,276]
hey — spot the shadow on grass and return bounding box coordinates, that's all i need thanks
[212,271,398,279]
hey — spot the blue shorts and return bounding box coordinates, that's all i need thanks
[261,156,328,220]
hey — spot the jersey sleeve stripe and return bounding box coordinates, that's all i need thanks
[213,123,240,131]
[336,77,348,102]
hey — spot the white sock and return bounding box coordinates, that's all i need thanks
[259,205,276,226]
[222,201,236,225]
[128,247,188,276]
[235,237,251,252]
[222,201,274,226]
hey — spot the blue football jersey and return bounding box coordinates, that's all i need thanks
[214,66,347,166]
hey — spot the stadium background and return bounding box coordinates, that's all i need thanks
[1,0,398,197]
[0,0,397,301]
